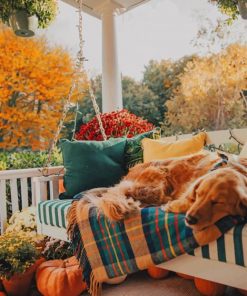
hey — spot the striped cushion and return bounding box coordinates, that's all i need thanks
[192,223,247,267]
[38,200,72,228]
[37,200,247,267]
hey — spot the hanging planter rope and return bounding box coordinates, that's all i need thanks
[42,0,107,176]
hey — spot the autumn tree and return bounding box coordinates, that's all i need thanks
[165,44,247,134]
[77,75,160,126]
[122,76,160,125]
[142,55,196,125]
[0,28,86,150]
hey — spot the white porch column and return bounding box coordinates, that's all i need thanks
[97,1,123,112]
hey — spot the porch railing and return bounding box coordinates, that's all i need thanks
[0,166,63,234]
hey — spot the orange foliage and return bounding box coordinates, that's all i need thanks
[0,28,87,150]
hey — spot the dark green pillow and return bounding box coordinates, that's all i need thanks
[124,129,161,170]
[59,138,127,199]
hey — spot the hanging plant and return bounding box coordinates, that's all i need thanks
[210,0,247,22]
[0,0,58,37]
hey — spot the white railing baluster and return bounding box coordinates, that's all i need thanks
[49,179,59,200]
[21,178,29,209]
[49,180,54,200]
[10,179,19,213]
[31,179,36,206]
[52,179,59,200]
[0,180,7,234]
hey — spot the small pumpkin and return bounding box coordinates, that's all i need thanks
[36,256,87,296]
[147,266,170,279]
[194,278,226,296]
[176,272,194,280]
[238,289,247,296]
[105,275,127,285]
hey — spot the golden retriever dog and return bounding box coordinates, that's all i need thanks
[84,151,242,221]
[83,150,247,230]
[164,164,247,231]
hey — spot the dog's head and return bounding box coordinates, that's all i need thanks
[184,168,247,231]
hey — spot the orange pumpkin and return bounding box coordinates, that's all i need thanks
[194,278,226,296]
[147,266,170,279]
[105,275,127,285]
[176,272,194,280]
[36,256,87,296]
[238,289,247,296]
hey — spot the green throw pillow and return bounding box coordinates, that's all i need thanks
[59,138,127,199]
[124,129,161,170]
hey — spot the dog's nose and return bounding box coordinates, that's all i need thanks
[185,215,198,225]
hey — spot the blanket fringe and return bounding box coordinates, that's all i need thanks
[89,272,102,296]
[67,200,78,239]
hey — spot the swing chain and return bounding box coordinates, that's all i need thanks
[42,0,107,176]
[77,0,107,141]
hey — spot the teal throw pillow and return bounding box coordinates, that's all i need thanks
[124,129,160,170]
[59,138,127,199]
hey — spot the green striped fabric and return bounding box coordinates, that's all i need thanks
[37,200,247,268]
[38,200,72,228]
[193,223,247,267]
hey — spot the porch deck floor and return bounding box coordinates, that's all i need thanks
[84,271,241,296]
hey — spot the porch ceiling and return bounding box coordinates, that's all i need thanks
[61,0,150,19]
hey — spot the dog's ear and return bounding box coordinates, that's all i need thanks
[183,179,201,202]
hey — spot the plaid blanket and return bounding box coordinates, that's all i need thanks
[67,198,245,296]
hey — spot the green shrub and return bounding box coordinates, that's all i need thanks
[0,148,63,171]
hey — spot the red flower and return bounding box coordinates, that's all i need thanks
[75,109,154,141]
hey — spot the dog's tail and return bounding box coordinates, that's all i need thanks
[97,181,141,221]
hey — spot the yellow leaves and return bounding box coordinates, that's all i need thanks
[0,28,88,150]
[165,43,247,133]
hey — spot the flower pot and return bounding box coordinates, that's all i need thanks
[2,259,43,296]
[9,10,38,37]
[238,0,247,19]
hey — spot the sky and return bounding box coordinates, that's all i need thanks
[38,0,247,80]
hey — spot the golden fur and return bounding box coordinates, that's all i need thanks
[165,158,247,230]
[83,151,247,230]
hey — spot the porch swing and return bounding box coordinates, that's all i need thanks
[33,1,247,294]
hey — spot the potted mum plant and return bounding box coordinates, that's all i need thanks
[0,232,41,296]
[75,109,155,141]
[0,0,57,37]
